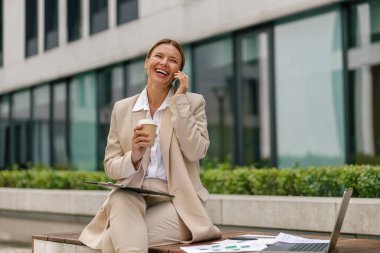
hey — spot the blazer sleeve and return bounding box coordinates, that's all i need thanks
[168,93,210,162]
[103,101,139,180]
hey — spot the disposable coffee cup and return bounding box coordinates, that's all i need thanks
[138,119,158,146]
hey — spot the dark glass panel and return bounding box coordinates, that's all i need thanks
[125,59,145,97]
[0,0,3,65]
[90,0,108,34]
[117,0,138,25]
[350,66,380,165]
[237,32,271,166]
[32,85,50,164]
[12,91,32,166]
[70,73,97,170]
[67,0,82,41]
[44,0,58,50]
[97,66,124,169]
[25,0,38,57]
[0,95,10,168]
[52,82,69,166]
[193,38,234,162]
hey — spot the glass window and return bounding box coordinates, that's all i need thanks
[183,46,193,90]
[193,38,234,162]
[0,0,3,66]
[274,10,345,167]
[25,0,38,57]
[32,85,50,164]
[349,0,380,48]
[12,90,32,166]
[70,73,97,170]
[348,1,380,165]
[0,95,10,168]
[125,59,145,96]
[90,0,108,34]
[44,0,58,50]
[67,0,81,42]
[52,82,69,166]
[98,66,124,168]
[117,0,138,25]
[236,31,272,166]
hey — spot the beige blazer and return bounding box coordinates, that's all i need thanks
[79,93,221,249]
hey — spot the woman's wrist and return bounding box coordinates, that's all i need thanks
[132,156,142,169]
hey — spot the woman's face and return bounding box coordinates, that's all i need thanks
[145,43,182,87]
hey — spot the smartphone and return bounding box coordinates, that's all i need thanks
[173,79,180,92]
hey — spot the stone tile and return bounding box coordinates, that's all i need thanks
[206,197,222,224]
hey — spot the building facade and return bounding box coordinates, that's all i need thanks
[0,0,379,170]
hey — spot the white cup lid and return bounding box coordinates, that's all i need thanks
[138,119,157,126]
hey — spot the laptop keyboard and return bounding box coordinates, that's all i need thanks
[289,243,328,252]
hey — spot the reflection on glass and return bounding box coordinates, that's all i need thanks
[193,38,234,162]
[349,0,380,48]
[348,1,380,165]
[0,96,10,168]
[275,10,345,167]
[53,82,68,166]
[32,85,50,165]
[238,32,271,166]
[70,73,97,170]
[349,67,380,165]
[98,66,124,168]
[12,90,32,166]
[125,59,145,96]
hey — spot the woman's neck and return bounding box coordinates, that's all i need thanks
[146,83,170,117]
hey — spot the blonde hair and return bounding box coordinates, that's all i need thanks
[146,39,185,70]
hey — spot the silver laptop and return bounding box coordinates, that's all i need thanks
[261,188,353,253]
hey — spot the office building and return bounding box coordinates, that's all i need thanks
[0,0,379,170]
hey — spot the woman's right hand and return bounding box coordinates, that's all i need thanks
[131,124,151,167]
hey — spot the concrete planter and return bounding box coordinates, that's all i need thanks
[0,188,379,242]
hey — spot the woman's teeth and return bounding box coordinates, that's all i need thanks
[156,69,168,76]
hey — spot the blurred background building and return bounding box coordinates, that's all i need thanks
[0,0,379,170]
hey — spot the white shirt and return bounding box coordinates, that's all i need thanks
[132,87,174,181]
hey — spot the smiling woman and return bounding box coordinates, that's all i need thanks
[78,39,221,253]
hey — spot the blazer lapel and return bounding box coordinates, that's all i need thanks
[160,108,173,178]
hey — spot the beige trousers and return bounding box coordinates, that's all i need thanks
[101,178,191,253]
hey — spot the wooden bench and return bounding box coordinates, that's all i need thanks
[32,230,248,253]
[32,230,380,253]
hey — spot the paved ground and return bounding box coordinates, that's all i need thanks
[0,242,31,253]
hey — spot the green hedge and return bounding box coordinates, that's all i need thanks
[0,165,110,190]
[0,164,379,198]
[200,164,380,198]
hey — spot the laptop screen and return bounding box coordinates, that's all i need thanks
[326,188,353,252]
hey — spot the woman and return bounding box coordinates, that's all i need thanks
[79,39,221,253]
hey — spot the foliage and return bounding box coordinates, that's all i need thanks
[0,163,379,198]
[200,164,380,198]
[0,164,110,190]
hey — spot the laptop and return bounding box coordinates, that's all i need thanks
[261,188,353,253]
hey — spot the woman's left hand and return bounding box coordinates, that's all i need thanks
[174,70,189,95]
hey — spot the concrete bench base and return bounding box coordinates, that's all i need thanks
[2,188,380,243]
[33,233,100,253]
